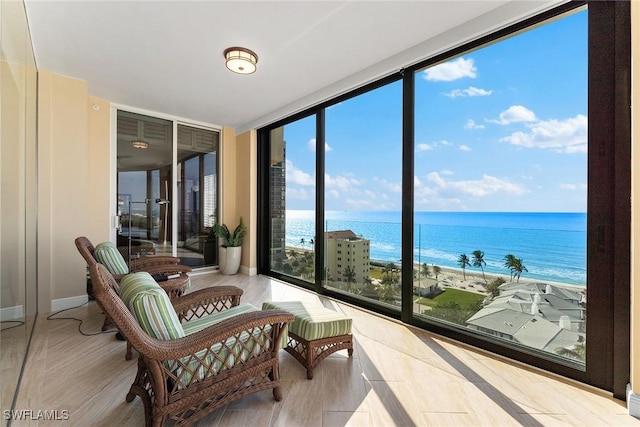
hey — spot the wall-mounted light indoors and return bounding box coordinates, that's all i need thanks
[131,140,148,149]
[223,47,258,74]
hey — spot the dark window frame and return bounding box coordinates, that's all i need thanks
[257,0,630,396]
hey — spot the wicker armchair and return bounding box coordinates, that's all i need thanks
[75,236,193,359]
[75,236,191,298]
[90,263,294,427]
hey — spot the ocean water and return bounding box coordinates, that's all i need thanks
[285,210,586,287]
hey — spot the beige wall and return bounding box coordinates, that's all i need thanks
[87,97,112,242]
[37,71,111,312]
[630,0,639,396]
[220,126,237,227]
[236,130,258,274]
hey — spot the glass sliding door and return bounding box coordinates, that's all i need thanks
[116,111,221,267]
[269,115,316,282]
[177,124,220,267]
[323,82,403,306]
[117,111,173,262]
[412,9,587,367]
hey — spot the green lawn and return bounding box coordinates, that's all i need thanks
[415,288,485,308]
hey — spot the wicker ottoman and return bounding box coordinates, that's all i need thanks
[262,300,353,379]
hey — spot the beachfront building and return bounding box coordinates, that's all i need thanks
[325,230,370,285]
[466,282,586,355]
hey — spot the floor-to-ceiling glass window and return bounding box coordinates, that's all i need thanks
[258,2,629,394]
[412,9,587,367]
[269,115,316,282]
[323,82,403,306]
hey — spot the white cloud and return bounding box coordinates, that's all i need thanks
[374,178,402,193]
[422,57,477,82]
[500,114,587,154]
[489,105,537,125]
[307,138,332,152]
[426,172,525,197]
[286,160,314,186]
[445,86,493,98]
[326,189,340,199]
[286,187,311,201]
[416,140,451,151]
[459,145,471,151]
[465,119,485,130]
[325,173,360,191]
[559,183,587,191]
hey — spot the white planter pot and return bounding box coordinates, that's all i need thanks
[219,246,241,275]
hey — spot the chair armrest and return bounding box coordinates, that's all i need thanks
[146,310,294,360]
[142,310,295,394]
[132,264,192,276]
[172,286,244,321]
[129,256,193,272]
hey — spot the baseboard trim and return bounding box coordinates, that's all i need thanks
[0,305,24,321]
[240,265,257,276]
[51,295,89,313]
[627,384,640,418]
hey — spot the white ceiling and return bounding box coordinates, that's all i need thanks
[24,0,564,133]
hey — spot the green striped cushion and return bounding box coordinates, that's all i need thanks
[173,304,275,388]
[262,301,351,341]
[119,272,184,341]
[94,241,129,275]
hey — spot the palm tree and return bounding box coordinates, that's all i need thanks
[512,257,528,283]
[503,254,516,281]
[433,265,441,282]
[472,250,487,283]
[458,254,470,280]
[299,238,305,247]
[343,265,357,292]
[378,277,396,303]
[556,343,586,362]
[383,262,397,275]
[288,249,298,260]
[421,263,431,278]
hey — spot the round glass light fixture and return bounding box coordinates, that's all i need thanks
[223,47,258,74]
[131,140,148,149]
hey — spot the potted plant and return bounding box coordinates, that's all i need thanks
[211,217,246,275]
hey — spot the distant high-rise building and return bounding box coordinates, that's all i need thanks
[270,127,286,264]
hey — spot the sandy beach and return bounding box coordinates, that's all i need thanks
[283,245,585,297]
[412,263,585,297]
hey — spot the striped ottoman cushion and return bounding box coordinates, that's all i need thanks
[119,272,185,340]
[95,241,129,275]
[261,301,351,341]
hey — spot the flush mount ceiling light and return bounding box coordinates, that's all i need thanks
[223,46,258,74]
[131,140,148,149]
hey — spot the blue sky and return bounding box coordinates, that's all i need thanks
[282,9,587,213]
